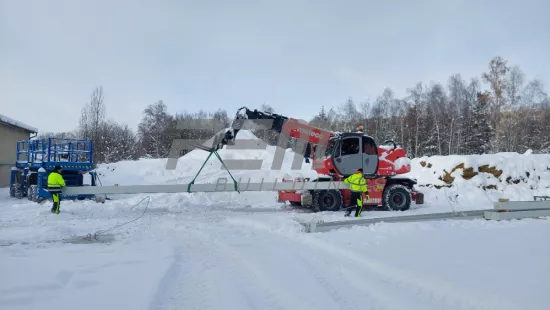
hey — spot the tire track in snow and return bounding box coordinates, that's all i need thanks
[154,215,398,310]
[283,236,408,310]
[180,228,327,310]
[288,253,355,310]
[148,246,183,310]
[181,218,414,310]
[302,235,525,310]
[152,225,324,310]
[220,217,427,310]
[226,217,526,310]
[149,234,254,310]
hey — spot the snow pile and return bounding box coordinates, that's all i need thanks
[388,152,550,211]
[94,130,319,209]
[409,152,550,188]
[96,129,318,184]
[89,131,550,213]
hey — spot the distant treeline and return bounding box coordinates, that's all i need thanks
[39,56,550,164]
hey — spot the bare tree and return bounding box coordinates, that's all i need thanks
[482,56,509,151]
[337,97,360,132]
[137,100,175,158]
[78,86,106,163]
[98,120,138,163]
[405,82,425,157]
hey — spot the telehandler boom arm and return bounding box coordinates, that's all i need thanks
[217,107,333,153]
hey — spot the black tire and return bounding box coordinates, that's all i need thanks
[289,201,301,207]
[12,184,24,199]
[27,186,34,201]
[312,189,343,212]
[28,185,43,203]
[383,184,411,211]
[9,184,16,198]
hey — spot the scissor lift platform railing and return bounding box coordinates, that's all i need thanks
[16,138,93,170]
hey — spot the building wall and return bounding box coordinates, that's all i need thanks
[0,123,31,187]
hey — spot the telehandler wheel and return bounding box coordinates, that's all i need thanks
[383,184,412,211]
[312,189,343,212]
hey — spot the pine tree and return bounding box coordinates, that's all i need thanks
[318,106,328,121]
[468,92,493,154]
[310,106,330,129]
[418,99,438,156]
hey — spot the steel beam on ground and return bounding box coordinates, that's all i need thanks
[62,181,349,195]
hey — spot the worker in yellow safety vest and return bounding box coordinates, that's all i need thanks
[343,168,369,217]
[47,166,66,214]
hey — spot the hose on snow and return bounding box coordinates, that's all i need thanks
[82,195,151,241]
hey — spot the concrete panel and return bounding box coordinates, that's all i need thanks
[0,123,32,187]
[0,166,13,187]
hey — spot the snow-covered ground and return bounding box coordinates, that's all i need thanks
[1,130,549,310]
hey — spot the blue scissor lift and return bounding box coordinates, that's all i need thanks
[9,138,103,203]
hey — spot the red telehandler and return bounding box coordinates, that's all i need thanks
[216,107,424,212]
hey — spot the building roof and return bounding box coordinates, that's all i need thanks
[0,114,38,133]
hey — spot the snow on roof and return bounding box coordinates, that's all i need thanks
[0,114,38,133]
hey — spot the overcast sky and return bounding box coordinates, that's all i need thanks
[1,0,549,133]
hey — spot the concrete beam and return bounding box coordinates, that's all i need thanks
[493,200,550,211]
[484,210,550,221]
[62,181,349,195]
[302,210,489,233]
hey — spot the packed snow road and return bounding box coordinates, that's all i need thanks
[1,191,549,310]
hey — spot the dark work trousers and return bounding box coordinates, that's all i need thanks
[345,191,364,217]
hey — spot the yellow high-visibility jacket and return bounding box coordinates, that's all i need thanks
[344,171,368,192]
[47,172,66,189]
